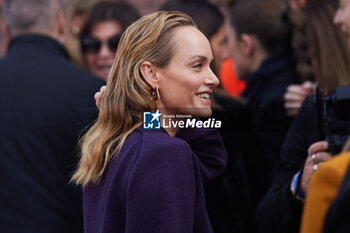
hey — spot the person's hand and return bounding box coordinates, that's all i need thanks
[284,81,316,117]
[94,85,106,109]
[300,141,332,193]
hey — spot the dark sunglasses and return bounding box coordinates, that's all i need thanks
[81,34,121,54]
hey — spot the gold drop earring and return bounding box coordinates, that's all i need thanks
[151,86,160,100]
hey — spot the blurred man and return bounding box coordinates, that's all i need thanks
[0,0,104,232]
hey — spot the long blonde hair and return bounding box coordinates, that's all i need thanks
[72,11,195,186]
[289,0,350,90]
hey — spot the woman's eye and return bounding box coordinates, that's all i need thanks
[193,63,203,70]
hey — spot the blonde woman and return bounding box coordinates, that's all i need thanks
[72,11,227,233]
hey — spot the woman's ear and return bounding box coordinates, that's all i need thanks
[57,9,66,43]
[240,34,255,56]
[140,61,159,88]
[4,24,11,42]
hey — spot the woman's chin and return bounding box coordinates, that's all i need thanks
[191,107,213,118]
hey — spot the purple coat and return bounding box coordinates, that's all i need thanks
[83,127,227,233]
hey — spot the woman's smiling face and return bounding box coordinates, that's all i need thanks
[155,26,219,117]
[85,21,123,80]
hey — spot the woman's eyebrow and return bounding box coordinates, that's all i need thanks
[189,55,213,62]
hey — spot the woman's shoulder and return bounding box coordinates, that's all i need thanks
[140,128,192,155]
[106,127,193,182]
[127,128,194,182]
[120,127,193,164]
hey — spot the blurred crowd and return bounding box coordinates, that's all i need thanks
[2,0,350,233]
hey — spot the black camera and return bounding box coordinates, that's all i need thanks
[314,84,350,155]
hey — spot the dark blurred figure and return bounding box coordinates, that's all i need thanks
[227,0,298,211]
[256,0,350,232]
[80,1,140,81]
[161,1,252,233]
[0,0,104,232]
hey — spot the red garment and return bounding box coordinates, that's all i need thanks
[219,58,246,97]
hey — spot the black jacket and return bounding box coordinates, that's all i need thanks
[240,46,298,209]
[255,96,319,233]
[205,94,253,233]
[0,35,104,233]
[256,89,350,233]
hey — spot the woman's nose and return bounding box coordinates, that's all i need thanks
[205,68,220,87]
